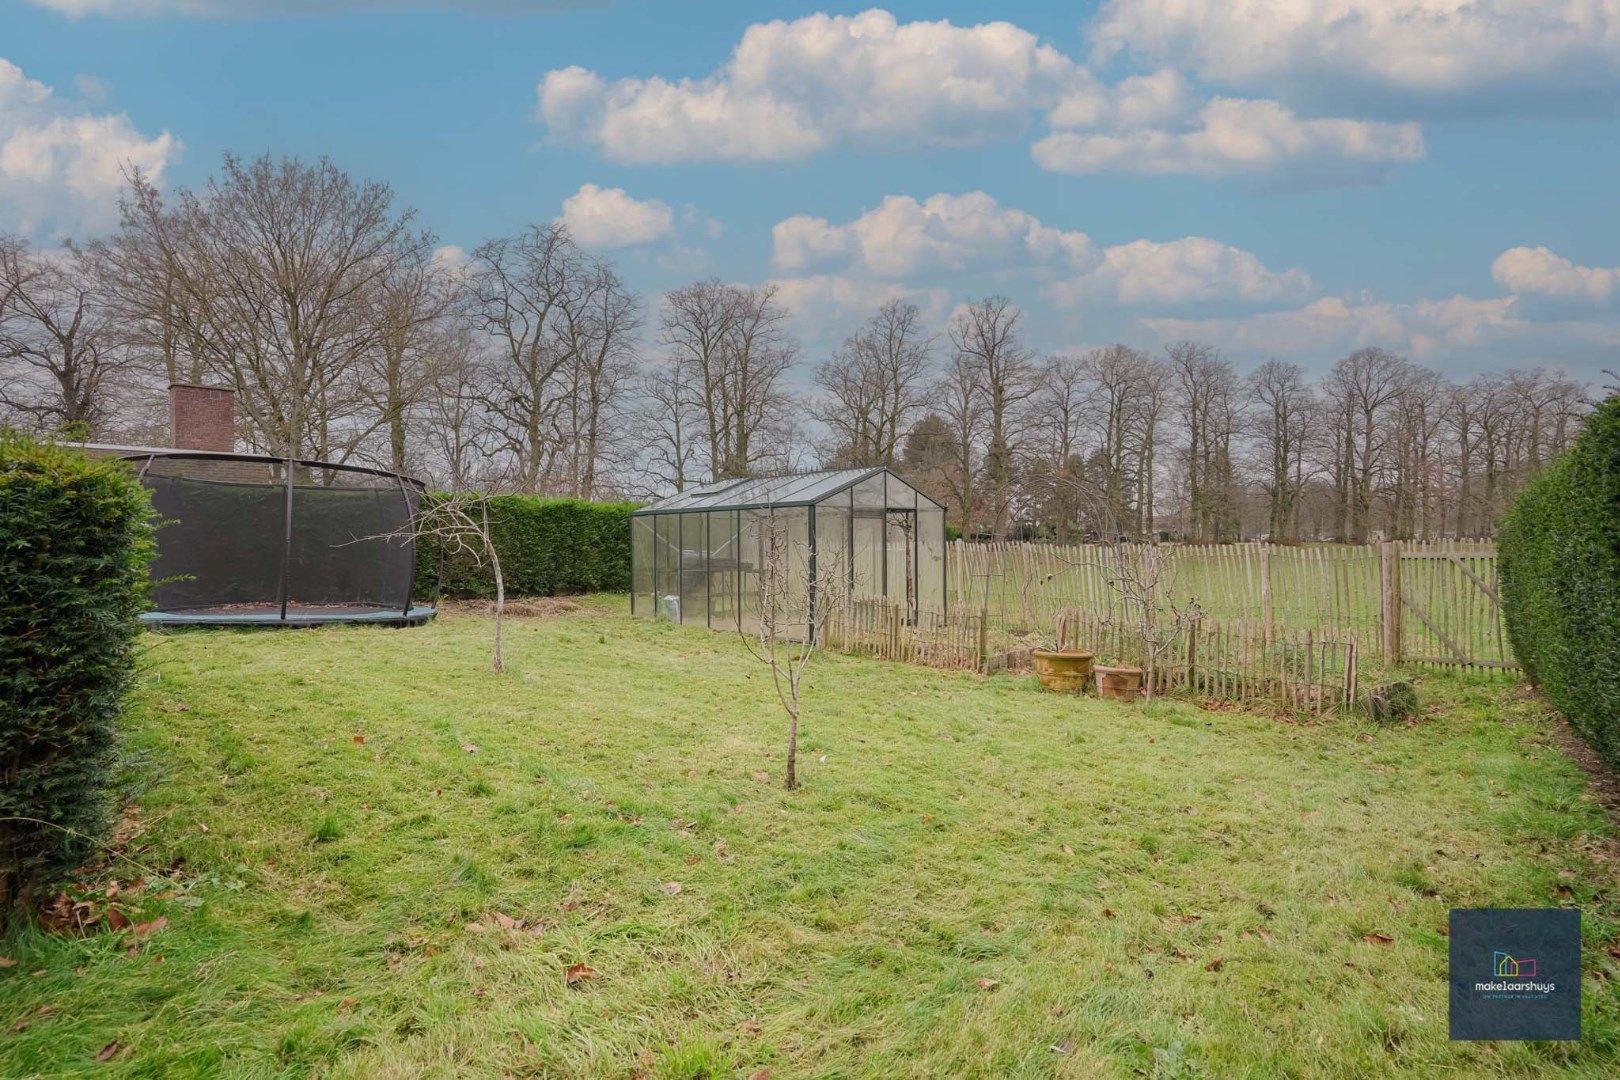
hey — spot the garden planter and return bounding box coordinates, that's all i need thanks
[1030,649,1094,693]
[1095,665,1144,702]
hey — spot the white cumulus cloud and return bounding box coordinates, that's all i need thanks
[556,183,674,249]
[1033,96,1424,184]
[0,58,179,237]
[1144,294,1527,362]
[538,9,1080,163]
[1048,237,1314,306]
[1090,0,1620,112]
[1492,246,1620,303]
[771,191,1093,278]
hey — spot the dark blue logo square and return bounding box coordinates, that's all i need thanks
[1449,908,1581,1041]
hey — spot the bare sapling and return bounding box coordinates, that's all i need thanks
[363,490,507,672]
[738,512,844,790]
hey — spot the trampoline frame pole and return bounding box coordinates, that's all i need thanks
[278,454,294,621]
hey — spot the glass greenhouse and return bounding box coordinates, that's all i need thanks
[630,467,947,638]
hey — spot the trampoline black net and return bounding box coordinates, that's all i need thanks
[131,453,432,625]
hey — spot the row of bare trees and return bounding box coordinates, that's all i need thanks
[0,154,1594,538]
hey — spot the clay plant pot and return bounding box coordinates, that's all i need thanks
[1095,665,1145,703]
[1030,649,1095,693]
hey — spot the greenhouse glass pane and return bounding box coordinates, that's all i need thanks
[814,497,848,607]
[680,513,706,625]
[631,515,653,617]
[738,510,763,635]
[653,515,679,620]
[918,507,945,613]
[707,510,737,629]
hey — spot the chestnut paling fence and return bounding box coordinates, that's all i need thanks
[947,539,1515,672]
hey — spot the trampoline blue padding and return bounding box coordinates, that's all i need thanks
[142,605,436,628]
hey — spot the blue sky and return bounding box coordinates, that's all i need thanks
[3,0,1618,381]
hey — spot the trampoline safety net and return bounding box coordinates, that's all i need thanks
[134,454,428,624]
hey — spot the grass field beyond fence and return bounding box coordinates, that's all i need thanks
[1,601,1615,1076]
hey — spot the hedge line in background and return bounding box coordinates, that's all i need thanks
[1498,394,1620,771]
[0,435,155,922]
[416,495,636,600]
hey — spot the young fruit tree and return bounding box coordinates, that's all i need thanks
[738,511,845,790]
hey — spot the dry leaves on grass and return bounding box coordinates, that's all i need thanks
[96,1041,120,1062]
[565,963,598,986]
[976,977,999,991]
[1363,933,1395,945]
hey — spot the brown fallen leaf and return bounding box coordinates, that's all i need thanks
[461,743,479,754]
[976,977,998,991]
[565,962,598,986]
[739,1018,762,1034]
[1363,933,1395,945]
[492,912,520,931]
[1204,957,1224,972]
[1060,844,1074,856]
[1102,908,1115,919]
[337,996,358,1013]
[747,1071,772,1080]
[685,855,702,866]
[96,1041,120,1062]
[0,957,16,968]
[197,821,209,833]
[662,882,682,896]
[134,916,167,938]
[106,908,130,932]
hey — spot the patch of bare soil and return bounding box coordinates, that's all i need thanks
[439,597,583,619]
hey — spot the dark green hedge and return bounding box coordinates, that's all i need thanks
[0,435,155,921]
[416,496,636,599]
[1498,394,1620,770]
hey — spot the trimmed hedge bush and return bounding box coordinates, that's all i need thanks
[1498,394,1620,770]
[416,495,636,600]
[1,435,155,920]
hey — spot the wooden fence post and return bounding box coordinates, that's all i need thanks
[977,607,989,674]
[1380,541,1402,665]
[1259,545,1274,646]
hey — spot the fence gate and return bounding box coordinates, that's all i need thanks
[1390,541,1517,670]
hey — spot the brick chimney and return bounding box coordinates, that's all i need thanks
[168,383,235,452]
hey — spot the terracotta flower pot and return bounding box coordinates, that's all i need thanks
[1031,649,1095,693]
[1095,665,1144,702]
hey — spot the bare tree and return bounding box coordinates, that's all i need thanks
[1166,341,1241,542]
[813,299,934,466]
[661,280,797,481]
[1248,359,1315,542]
[0,240,125,434]
[362,231,455,474]
[1326,347,1412,542]
[950,297,1036,538]
[637,360,703,496]
[467,223,583,490]
[105,156,418,460]
[929,351,985,532]
[738,510,843,790]
[557,260,640,499]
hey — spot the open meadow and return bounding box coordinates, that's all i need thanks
[2,599,1617,1077]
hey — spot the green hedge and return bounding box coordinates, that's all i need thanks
[1498,394,1620,770]
[0,435,155,921]
[416,496,636,600]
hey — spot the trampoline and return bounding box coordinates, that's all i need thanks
[120,451,436,628]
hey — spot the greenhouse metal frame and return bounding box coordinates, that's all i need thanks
[630,467,947,639]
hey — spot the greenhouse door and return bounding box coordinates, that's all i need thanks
[885,509,917,622]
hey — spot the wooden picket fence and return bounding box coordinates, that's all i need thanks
[949,538,1515,672]
[1046,608,1359,715]
[821,598,987,672]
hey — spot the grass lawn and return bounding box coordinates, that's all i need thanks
[3,597,1618,1077]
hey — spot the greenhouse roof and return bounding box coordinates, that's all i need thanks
[633,466,943,514]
